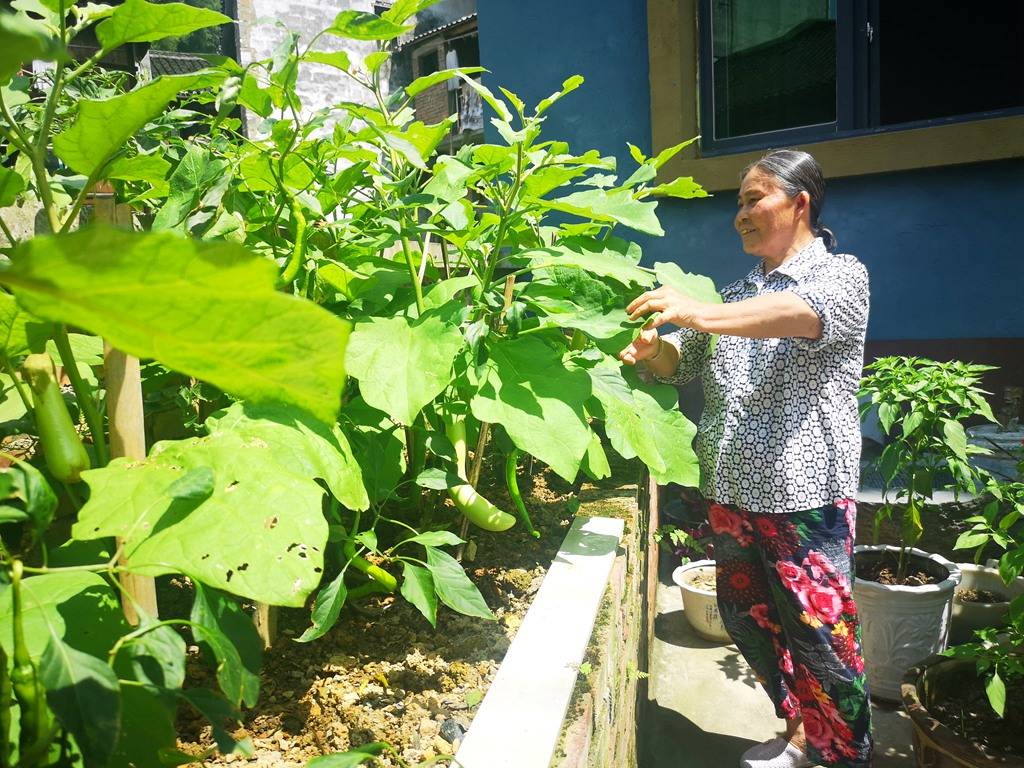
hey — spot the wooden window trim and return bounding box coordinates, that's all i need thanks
[647,0,1024,192]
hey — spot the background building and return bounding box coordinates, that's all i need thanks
[476,0,1024,412]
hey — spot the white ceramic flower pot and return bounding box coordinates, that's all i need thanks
[949,563,1024,645]
[672,560,731,643]
[853,544,962,702]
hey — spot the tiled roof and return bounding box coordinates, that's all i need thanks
[142,50,208,77]
[399,13,477,50]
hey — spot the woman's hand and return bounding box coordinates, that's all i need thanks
[626,287,705,330]
[618,324,662,365]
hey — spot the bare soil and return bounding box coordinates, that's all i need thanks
[929,674,1024,759]
[175,459,640,767]
[955,587,1008,604]
[855,558,941,587]
[686,570,717,592]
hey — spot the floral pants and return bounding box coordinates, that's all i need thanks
[708,499,873,768]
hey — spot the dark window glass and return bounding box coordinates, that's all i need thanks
[708,0,837,140]
[416,48,440,78]
[878,2,1024,125]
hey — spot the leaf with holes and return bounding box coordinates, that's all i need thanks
[71,430,329,607]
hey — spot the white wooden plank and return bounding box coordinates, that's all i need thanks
[454,515,625,768]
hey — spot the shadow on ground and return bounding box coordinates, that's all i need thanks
[641,702,764,768]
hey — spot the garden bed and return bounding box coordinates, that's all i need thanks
[174,458,645,767]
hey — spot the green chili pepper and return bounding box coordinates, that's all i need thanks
[10,561,53,761]
[280,196,307,285]
[505,449,540,539]
[342,541,397,592]
[1,644,11,768]
[21,353,91,483]
[442,416,516,533]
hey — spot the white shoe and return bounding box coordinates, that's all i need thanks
[739,738,811,768]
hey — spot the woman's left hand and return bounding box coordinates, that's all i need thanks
[627,287,705,330]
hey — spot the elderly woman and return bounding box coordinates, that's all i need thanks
[620,150,872,768]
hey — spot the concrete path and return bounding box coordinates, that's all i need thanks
[641,569,916,768]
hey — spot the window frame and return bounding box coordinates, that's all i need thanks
[696,0,1024,157]
[647,0,1024,190]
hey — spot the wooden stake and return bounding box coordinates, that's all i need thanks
[90,184,159,625]
[254,604,277,650]
[104,341,158,625]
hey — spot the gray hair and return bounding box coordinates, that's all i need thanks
[741,149,836,250]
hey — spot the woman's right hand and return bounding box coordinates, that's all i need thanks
[619,325,663,366]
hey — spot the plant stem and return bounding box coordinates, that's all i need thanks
[54,327,109,466]
[400,235,425,314]
[0,216,18,248]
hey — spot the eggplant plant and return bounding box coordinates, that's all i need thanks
[0,0,715,764]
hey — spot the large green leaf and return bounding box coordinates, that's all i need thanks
[103,153,171,191]
[0,291,51,359]
[4,227,351,424]
[72,430,330,607]
[110,684,179,768]
[406,67,486,98]
[40,636,122,767]
[296,570,347,643]
[521,236,654,288]
[0,461,57,550]
[326,10,410,40]
[153,144,228,231]
[538,188,664,236]
[53,72,221,177]
[0,12,63,85]
[470,336,591,482]
[338,397,406,504]
[425,546,493,620]
[0,572,127,663]
[346,312,464,426]
[644,176,707,199]
[191,583,262,707]
[654,261,722,305]
[121,615,186,689]
[583,357,699,486]
[207,401,368,511]
[400,562,437,627]
[0,165,26,207]
[96,0,230,50]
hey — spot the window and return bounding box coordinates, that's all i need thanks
[698,0,1024,154]
[416,48,440,79]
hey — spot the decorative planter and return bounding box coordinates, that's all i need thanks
[853,544,962,701]
[902,655,1024,767]
[950,563,1024,645]
[672,560,731,643]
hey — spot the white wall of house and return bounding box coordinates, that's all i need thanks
[235,0,383,121]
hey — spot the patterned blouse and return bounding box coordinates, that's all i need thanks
[656,237,870,514]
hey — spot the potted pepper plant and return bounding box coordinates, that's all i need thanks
[901,475,1024,766]
[854,357,997,700]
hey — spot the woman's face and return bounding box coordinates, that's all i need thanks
[734,168,810,260]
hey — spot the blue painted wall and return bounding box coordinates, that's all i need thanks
[477,2,1024,342]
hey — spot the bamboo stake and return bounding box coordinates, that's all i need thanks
[92,185,159,625]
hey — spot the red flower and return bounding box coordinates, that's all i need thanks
[753,516,778,537]
[749,603,782,634]
[795,583,843,624]
[708,504,751,544]
[802,708,836,751]
[776,560,808,592]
